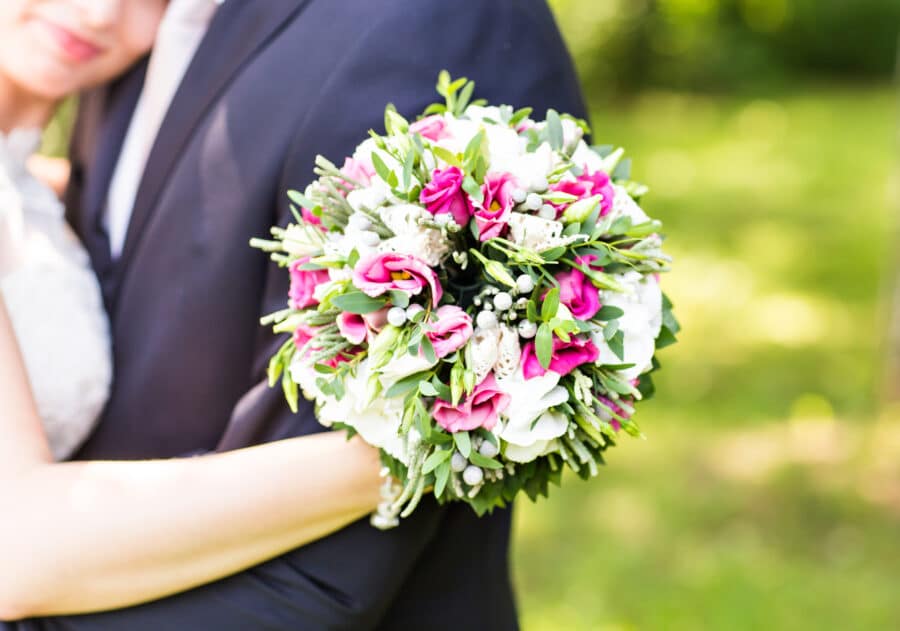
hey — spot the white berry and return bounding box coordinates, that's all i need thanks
[359,230,381,247]
[348,214,372,230]
[463,465,484,486]
[479,440,499,458]
[512,188,528,203]
[451,452,468,472]
[476,311,498,329]
[493,292,513,311]
[516,275,535,294]
[387,307,407,327]
[533,176,549,192]
[405,304,425,319]
[524,193,542,211]
[518,320,538,339]
[538,204,557,219]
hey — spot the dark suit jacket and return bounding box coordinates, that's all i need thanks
[11,1,586,629]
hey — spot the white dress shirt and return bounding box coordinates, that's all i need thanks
[104,0,224,259]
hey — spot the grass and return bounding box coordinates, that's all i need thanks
[512,83,900,630]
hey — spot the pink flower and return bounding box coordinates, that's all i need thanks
[337,312,369,345]
[339,157,375,189]
[420,166,473,227]
[337,308,390,345]
[426,306,474,358]
[549,167,615,219]
[289,257,330,310]
[554,255,602,320]
[300,207,322,226]
[474,172,517,241]
[521,335,600,379]
[292,322,321,352]
[433,374,510,433]
[597,395,631,432]
[352,252,443,303]
[410,115,450,141]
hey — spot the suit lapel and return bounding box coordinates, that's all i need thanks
[114,0,311,287]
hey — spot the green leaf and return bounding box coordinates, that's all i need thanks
[656,326,678,349]
[483,260,517,289]
[607,329,625,361]
[509,107,533,128]
[431,146,462,167]
[389,290,410,309]
[561,194,601,225]
[423,449,452,474]
[469,452,503,470]
[371,152,398,188]
[419,381,439,397]
[612,157,632,180]
[331,291,386,314]
[526,300,539,323]
[454,431,472,458]
[546,109,564,150]
[541,287,560,322]
[434,460,451,498]
[421,335,437,364]
[385,372,429,398]
[401,149,416,190]
[462,175,484,204]
[536,323,553,370]
[595,305,624,320]
[287,190,316,210]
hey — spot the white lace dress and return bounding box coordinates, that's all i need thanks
[0,129,112,460]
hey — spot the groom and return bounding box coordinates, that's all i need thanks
[51,0,586,629]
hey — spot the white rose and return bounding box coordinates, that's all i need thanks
[496,369,570,463]
[592,271,663,379]
[610,185,650,226]
[570,140,606,173]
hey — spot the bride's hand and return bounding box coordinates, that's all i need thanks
[27,155,71,199]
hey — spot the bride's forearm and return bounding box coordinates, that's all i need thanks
[0,432,382,619]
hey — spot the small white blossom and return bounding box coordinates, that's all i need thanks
[496,369,570,463]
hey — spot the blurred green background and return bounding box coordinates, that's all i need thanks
[512,1,900,630]
[41,1,899,628]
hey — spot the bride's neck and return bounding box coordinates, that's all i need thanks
[0,72,57,134]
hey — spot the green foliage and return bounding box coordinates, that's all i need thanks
[548,0,900,96]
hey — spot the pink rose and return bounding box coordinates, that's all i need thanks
[549,166,615,219]
[410,115,450,141]
[352,252,443,303]
[289,257,330,310]
[433,374,510,433]
[426,306,474,358]
[521,335,600,379]
[340,157,375,189]
[420,166,473,227]
[554,255,602,320]
[474,172,517,241]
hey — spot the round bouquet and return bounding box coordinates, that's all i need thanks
[254,73,678,528]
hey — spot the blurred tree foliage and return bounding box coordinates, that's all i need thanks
[548,0,900,98]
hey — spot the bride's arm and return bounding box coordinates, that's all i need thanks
[0,300,382,620]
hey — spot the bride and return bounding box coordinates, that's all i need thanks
[0,1,381,620]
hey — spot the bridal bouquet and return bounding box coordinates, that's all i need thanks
[254,73,678,528]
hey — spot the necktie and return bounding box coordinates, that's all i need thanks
[104,0,220,259]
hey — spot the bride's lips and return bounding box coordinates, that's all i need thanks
[38,19,105,63]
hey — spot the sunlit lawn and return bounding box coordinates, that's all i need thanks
[513,83,900,630]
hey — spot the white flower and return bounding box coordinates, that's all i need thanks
[592,271,663,379]
[346,181,390,213]
[464,105,507,124]
[609,185,650,226]
[376,203,451,266]
[316,360,408,462]
[494,142,556,192]
[496,369,570,463]
[280,223,324,257]
[561,118,584,150]
[466,327,500,383]
[570,140,606,173]
[494,325,521,379]
[507,212,582,252]
[377,350,437,391]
